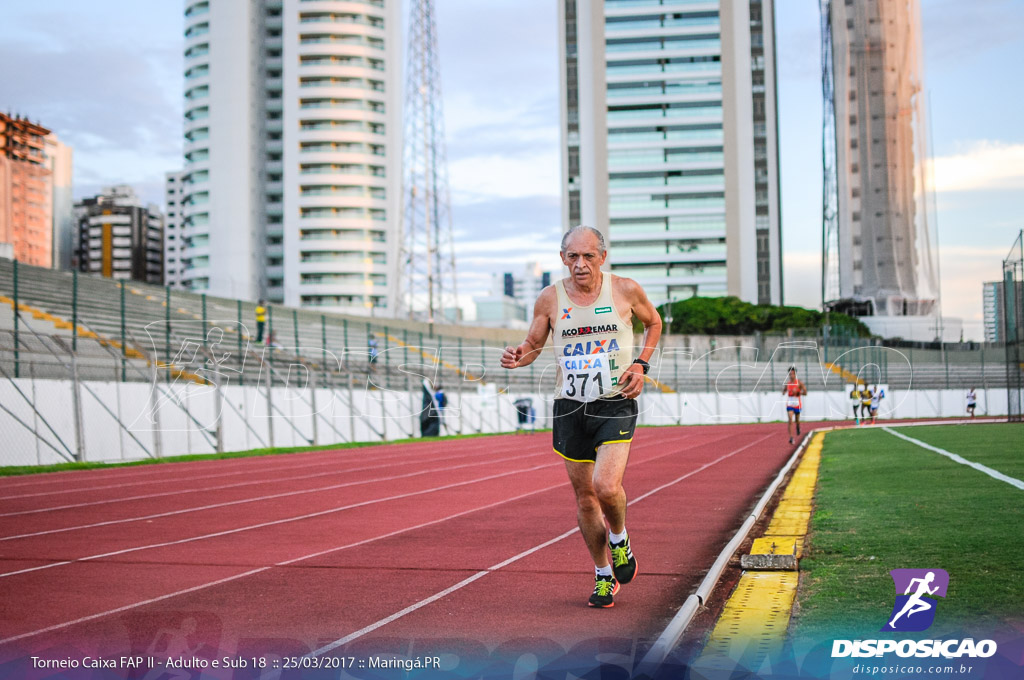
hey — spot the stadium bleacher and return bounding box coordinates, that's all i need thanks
[0,258,1006,393]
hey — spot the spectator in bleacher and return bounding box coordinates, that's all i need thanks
[368,335,379,366]
[255,299,267,343]
[434,383,448,434]
[514,397,534,433]
[420,378,441,437]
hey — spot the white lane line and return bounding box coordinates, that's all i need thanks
[314,530,579,656]
[1,458,358,500]
[0,457,283,491]
[883,427,1024,491]
[0,450,550,542]
[0,460,559,579]
[0,442,489,500]
[308,432,774,656]
[0,437,466,492]
[0,428,743,645]
[1,426,713,535]
[0,448,344,490]
[0,440,531,519]
[0,480,570,648]
[1,429,713,542]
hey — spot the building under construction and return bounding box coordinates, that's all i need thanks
[821,0,941,339]
[0,113,53,268]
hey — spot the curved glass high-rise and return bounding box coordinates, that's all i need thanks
[558,0,783,307]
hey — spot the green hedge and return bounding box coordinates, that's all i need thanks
[656,296,871,337]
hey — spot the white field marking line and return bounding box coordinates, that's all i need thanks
[0,439,507,500]
[0,459,560,579]
[883,427,1024,491]
[0,439,534,518]
[308,431,774,657]
[0,427,745,647]
[0,479,571,648]
[0,449,551,542]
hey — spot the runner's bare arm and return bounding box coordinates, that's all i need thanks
[801,380,808,395]
[617,277,662,397]
[500,286,554,369]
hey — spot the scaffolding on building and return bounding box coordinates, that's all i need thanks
[820,0,939,325]
[820,0,840,308]
[1003,230,1024,422]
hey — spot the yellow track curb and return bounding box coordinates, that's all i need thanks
[696,431,825,670]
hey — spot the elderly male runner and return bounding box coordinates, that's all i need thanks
[500,226,662,608]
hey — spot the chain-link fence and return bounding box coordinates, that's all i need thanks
[1,256,1018,465]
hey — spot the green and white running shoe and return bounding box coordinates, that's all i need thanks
[610,535,638,584]
[588,574,620,608]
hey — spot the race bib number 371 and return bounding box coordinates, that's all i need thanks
[559,355,613,402]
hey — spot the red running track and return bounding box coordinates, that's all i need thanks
[0,423,804,670]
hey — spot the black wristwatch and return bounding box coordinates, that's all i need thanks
[632,358,650,374]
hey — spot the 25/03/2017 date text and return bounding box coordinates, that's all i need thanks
[282,656,443,671]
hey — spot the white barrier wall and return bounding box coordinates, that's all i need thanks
[634,388,1005,426]
[0,378,1006,467]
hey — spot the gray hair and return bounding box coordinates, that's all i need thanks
[560,225,606,253]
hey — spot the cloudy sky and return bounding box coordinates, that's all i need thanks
[1,0,1021,340]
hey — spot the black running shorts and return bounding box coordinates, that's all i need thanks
[552,396,638,463]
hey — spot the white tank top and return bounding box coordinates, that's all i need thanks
[553,274,634,402]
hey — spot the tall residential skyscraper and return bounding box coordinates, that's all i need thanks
[492,261,553,309]
[45,134,74,271]
[983,281,1001,344]
[164,171,186,289]
[558,0,783,306]
[983,279,1024,345]
[74,185,164,284]
[180,0,402,315]
[822,0,937,323]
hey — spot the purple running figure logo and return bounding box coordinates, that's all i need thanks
[882,569,949,632]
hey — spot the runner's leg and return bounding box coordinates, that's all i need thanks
[565,460,612,568]
[593,441,631,535]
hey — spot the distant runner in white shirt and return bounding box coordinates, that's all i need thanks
[966,387,977,418]
[869,387,884,425]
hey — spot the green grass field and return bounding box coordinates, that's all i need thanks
[792,423,1024,638]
